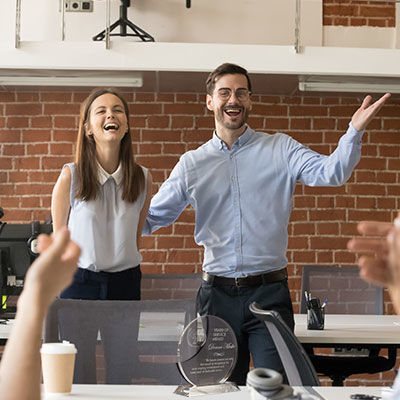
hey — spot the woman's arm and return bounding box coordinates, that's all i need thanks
[51,166,72,233]
[137,171,153,249]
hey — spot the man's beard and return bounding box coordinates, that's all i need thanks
[216,107,249,130]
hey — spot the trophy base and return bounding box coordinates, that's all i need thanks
[174,382,240,397]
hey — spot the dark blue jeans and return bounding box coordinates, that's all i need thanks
[59,266,141,384]
[196,278,294,385]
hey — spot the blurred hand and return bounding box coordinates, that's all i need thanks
[20,227,80,310]
[347,221,392,287]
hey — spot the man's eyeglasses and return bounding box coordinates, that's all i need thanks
[216,88,251,101]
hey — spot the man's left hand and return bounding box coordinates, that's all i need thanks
[351,93,391,131]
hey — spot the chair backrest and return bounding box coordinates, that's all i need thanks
[249,302,320,387]
[44,298,197,385]
[300,265,383,314]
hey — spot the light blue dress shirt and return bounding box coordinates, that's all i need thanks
[144,124,363,278]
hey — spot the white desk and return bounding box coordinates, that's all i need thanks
[3,314,400,346]
[294,314,400,346]
[42,384,389,400]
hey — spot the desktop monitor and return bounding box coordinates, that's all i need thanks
[0,221,53,310]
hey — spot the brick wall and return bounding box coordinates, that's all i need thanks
[323,0,396,27]
[1,90,400,385]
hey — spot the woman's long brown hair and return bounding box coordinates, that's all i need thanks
[75,88,145,203]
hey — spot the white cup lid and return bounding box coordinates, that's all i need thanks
[40,341,77,354]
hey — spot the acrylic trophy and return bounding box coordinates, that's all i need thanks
[174,315,239,397]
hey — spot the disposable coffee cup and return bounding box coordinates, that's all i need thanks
[40,341,77,394]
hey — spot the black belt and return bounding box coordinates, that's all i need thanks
[202,268,287,287]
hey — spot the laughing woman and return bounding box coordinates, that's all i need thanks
[51,88,152,383]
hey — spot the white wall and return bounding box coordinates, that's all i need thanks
[0,0,321,45]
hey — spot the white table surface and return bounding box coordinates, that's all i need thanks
[294,314,400,345]
[42,384,389,400]
[3,314,400,346]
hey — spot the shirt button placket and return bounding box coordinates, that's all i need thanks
[230,151,242,272]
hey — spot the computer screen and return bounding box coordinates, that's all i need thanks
[0,221,53,300]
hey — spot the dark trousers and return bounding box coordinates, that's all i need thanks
[196,278,294,385]
[59,266,141,384]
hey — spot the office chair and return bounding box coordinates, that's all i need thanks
[249,302,320,387]
[44,298,196,385]
[300,265,397,386]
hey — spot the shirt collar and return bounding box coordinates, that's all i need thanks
[211,125,254,150]
[97,162,123,185]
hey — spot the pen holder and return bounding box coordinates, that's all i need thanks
[307,306,325,330]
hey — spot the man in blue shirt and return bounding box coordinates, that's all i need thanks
[144,63,390,384]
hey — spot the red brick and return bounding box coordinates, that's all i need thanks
[6,103,42,115]
[135,93,155,102]
[0,129,21,143]
[294,196,315,208]
[42,156,72,170]
[130,116,146,128]
[265,118,289,130]
[29,171,60,183]
[15,157,40,170]
[348,210,391,222]
[54,116,76,129]
[317,222,339,235]
[356,197,376,209]
[22,130,51,142]
[138,143,162,155]
[309,209,346,221]
[167,250,200,263]
[53,129,77,142]
[147,116,170,128]
[310,236,348,250]
[348,184,386,195]
[360,5,395,18]
[15,183,53,195]
[142,129,181,142]
[182,130,211,143]
[3,209,33,222]
[40,92,72,102]
[252,104,288,116]
[195,116,214,129]
[164,104,205,115]
[334,251,356,263]
[293,223,315,235]
[21,197,41,207]
[3,144,24,156]
[157,237,184,249]
[7,117,29,128]
[156,93,174,102]
[379,146,399,158]
[50,143,73,155]
[171,116,194,129]
[317,252,333,263]
[0,196,20,208]
[27,143,48,155]
[163,143,186,155]
[44,103,79,115]
[287,236,308,249]
[8,171,27,182]
[335,196,355,208]
[136,155,178,170]
[141,250,167,263]
[290,106,328,117]
[31,116,52,128]
[317,197,335,208]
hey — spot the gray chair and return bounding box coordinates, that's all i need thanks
[249,302,320,387]
[44,298,196,385]
[300,265,397,386]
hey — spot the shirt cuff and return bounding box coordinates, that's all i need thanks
[344,121,365,144]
